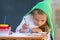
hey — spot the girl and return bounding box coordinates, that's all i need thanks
[16,9,50,40]
[16,9,50,33]
[16,0,54,40]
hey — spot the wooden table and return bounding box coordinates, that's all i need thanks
[0,33,44,40]
[0,36,43,40]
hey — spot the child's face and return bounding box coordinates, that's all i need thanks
[32,10,47,27]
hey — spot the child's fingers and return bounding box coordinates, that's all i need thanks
[22,23,29,29]
[19,29,26,33]
[24,23,28,26]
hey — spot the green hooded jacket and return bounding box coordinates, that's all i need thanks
[25,0,54,39]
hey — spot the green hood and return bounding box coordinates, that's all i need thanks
[25,0,54,39]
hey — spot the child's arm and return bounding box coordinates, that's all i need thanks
[16,16,28,33]
[31,28,42,33]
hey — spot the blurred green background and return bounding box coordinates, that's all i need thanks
[52,0,60,40]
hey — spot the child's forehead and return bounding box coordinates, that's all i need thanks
[32,10,46,15]
[32,9,47,19]
[34,14,47,20]
[34,13,47,17]
[38,15,47,20]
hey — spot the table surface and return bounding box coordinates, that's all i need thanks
[0,33,47,40]
[0,33,43,37]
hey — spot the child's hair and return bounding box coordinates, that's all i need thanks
[31,9,50,33]
[39,22,50,33]
[31,9,45,15]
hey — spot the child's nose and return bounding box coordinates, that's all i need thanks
[38,21,41,24]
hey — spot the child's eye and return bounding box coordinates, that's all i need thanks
[41,20,44,22]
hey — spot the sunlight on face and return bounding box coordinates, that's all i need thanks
[32,10,47,27]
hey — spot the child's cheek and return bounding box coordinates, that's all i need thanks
[34,20,38,25]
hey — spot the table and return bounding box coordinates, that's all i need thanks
[0,36,43,40]
[0,33,46,40]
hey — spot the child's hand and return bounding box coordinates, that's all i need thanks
[31,28,42,33]
[19,23,28,33]
[19,28,27,33]
[22,23,28,29]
